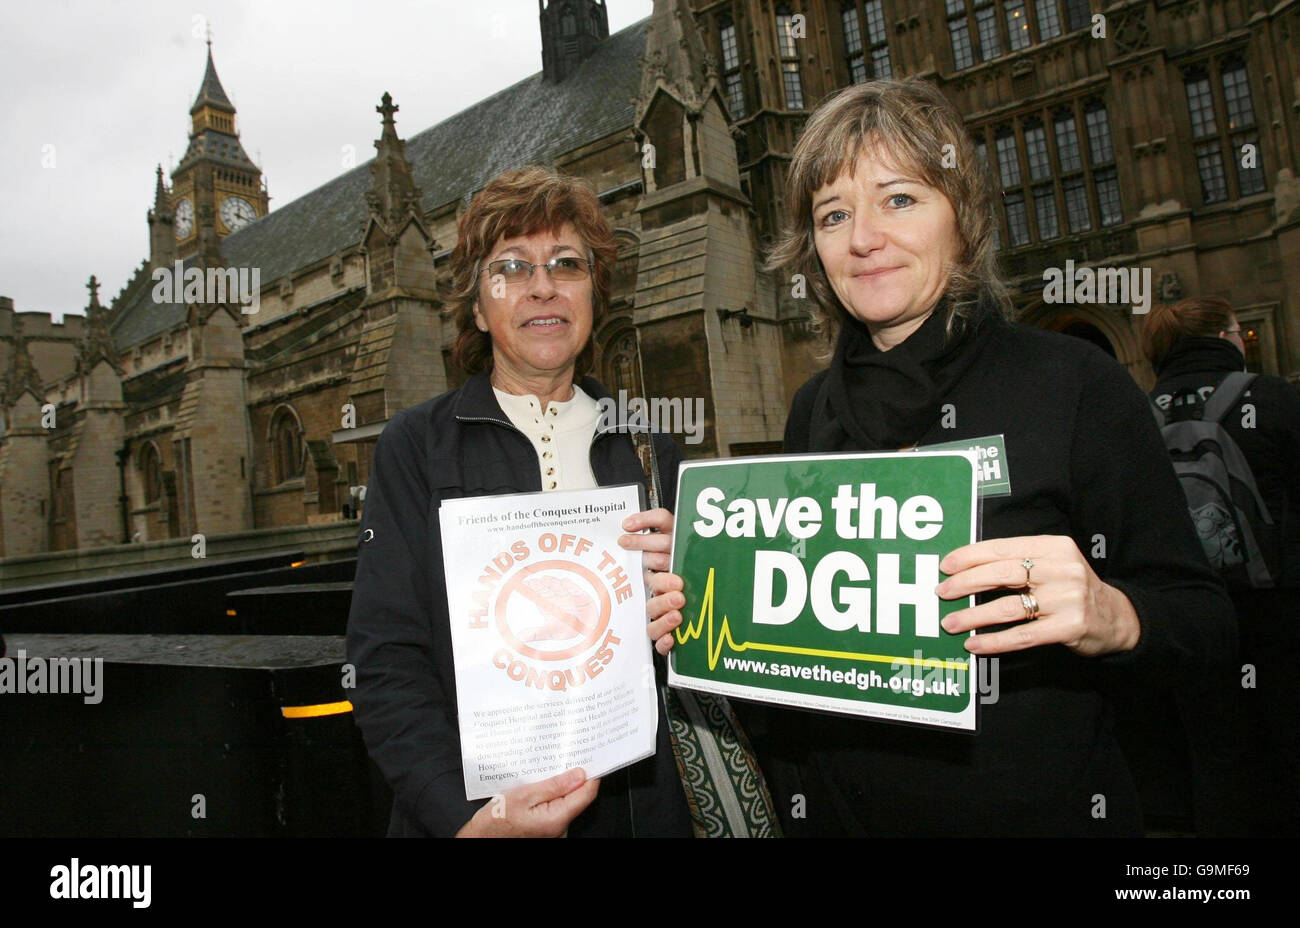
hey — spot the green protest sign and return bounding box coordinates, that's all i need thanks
[667,452,980,731]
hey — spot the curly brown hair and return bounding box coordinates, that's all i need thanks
[765,77,1009,341]
[448,166,617,377]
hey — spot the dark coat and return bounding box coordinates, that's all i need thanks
[1151,338,1300,834]
[346,372,692,837]
[745,319,1237,837]
[1151,336,1300,587]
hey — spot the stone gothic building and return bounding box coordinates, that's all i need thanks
[1,0,1297,555]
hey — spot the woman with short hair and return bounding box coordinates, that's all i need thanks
[348,165,692,837]
[647,78,1235,836]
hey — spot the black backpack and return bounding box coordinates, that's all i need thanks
[1151,371,1277,589]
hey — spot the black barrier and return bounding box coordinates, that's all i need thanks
[224,581,355,636]
[0,558,357,635]
[0,634,390,837]
[0,549,312,607]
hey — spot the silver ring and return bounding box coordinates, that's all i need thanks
[1019,590,1040,620]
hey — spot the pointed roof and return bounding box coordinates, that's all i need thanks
[150,164,170,217]
[113,18,650,351]
[191,42,235,115]
[179,43,257,172]
[78,275,121,376]
[365,93,425,233]
[2,315,45,408]
[636,0,723,121]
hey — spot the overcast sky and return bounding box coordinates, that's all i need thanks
[0,0,654,321]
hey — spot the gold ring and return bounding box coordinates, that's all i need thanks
[1021,558,1034,587]
[1020,590,1041,620]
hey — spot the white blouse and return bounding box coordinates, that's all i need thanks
[493,384,601,491]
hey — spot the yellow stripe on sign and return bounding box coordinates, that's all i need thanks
[281,701,353,719]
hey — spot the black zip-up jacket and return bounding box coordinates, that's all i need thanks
[346,372,692,837]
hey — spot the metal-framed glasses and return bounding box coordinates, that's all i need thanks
[480,255,593,284]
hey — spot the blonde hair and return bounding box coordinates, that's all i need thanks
[766,77,1008,341]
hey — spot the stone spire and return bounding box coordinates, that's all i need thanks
[78,274,121,376]
[151,164,170,214]
[359,92,436,302]
[148,164,176,269]
[2,314,44,408]
[635,0,722,121]
[365,92,424,231]
[191,37,235,116]
[634,0,736,194]
[179,40,257,172]
[629,0,766,460]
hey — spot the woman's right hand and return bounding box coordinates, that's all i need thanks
[456,768,600,837]
[646,571,685,656]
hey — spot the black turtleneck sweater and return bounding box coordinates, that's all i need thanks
[1151,336,1300,587]
[738,317,1236,837]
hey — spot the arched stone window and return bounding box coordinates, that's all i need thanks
[138,442,162,504]
[270,405,304,484]
[599,322,644,402]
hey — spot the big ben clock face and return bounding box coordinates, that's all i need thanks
[220,196,257,232]
[174,198,194,239]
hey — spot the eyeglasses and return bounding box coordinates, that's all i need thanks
[480,256,593,284]
[1224,327,1243,335]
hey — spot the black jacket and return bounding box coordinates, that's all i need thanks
[746,320,1236,837]
[346,372,692,837]
[1151,336,1300,587]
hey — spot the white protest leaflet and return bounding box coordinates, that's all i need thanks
[439,484,657,800]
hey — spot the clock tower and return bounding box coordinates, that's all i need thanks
[170,40,268,258]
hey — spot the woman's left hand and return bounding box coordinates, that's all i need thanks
[619,509,684,654]
[936,535,1141,658]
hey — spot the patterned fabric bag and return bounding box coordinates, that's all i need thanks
[630,429,781,837]
[663,686,781,837]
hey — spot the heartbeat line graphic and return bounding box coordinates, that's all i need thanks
[674,567,970,673]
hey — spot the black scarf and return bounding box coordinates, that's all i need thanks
[810,293,1002,452]
[1154,335,1245,381]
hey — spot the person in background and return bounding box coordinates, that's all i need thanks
[1143,296,1300,835]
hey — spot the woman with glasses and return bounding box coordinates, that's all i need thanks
[347,166,692,837]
